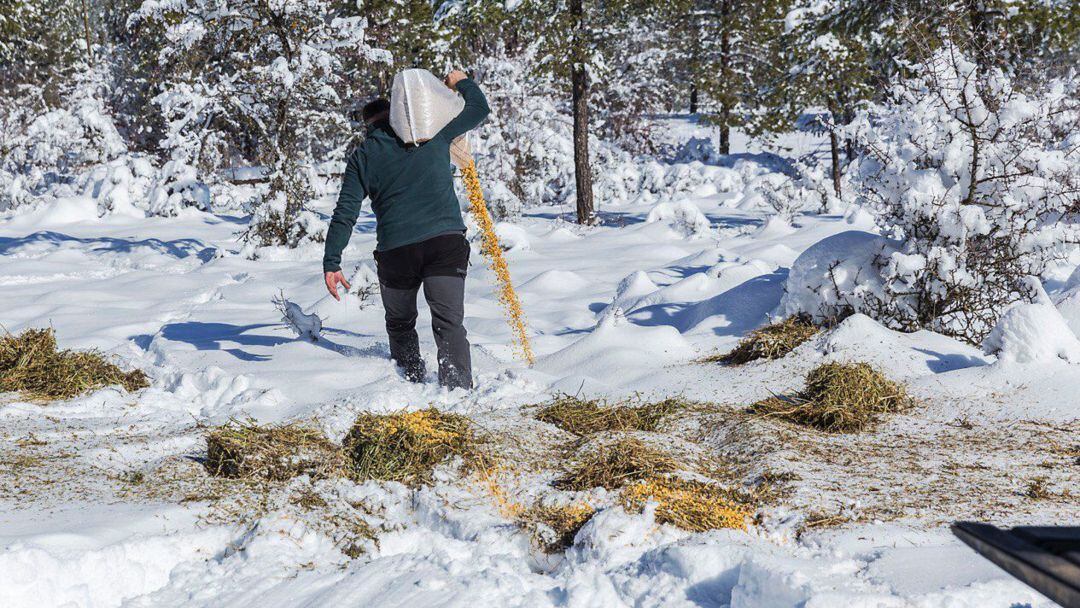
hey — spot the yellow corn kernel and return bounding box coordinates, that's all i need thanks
[461,158,535,365]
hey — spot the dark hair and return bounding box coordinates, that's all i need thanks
[362,98,390,122]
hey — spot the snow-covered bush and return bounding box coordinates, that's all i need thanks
[842,42,1080,343]
[79,155,159,217]
[743,174,820,222]
[132,0,390,246]
[469,52,562,220]
[780,230,900,323]
[242,172,326,253]
[645,200,712,238]
[983,303,1080,364]
[0,69,126,210]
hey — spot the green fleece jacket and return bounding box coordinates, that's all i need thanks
[322,78,490,272]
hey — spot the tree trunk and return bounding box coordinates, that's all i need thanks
[571,64,594,225]
[570,0,594,225]
[829,129,842,198]
[718,111,731,155]
[78,0,96,67]
[717,0,732,156]
[689,85,698,114]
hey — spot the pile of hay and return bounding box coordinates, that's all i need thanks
[557,436,677,491]
[621,477,753,532]
[707,316,818,365]
[206,420,349,481]
[344,408,486,484]
[751,361,910,432]
[536,396,683,435]
[0,327,149,400]
[521,503,596,552]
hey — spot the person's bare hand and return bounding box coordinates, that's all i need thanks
[445,69,468,90]
[324,271,351,301]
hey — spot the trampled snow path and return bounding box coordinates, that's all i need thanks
[1,173,1077,606]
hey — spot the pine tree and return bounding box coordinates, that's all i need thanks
[525,0,674,224]
[132,0,390,240]
[359,0,454,93]
[0,0,95,92]
[671,0,790,154]
[776,0,949,197]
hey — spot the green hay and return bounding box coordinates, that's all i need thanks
[706,316,819,365]
[343,408,487,485]
[557,436,678,491]
[205,420,349,481]
[751,361,910,432]
[0,327,149,400]
[535,395,684,435]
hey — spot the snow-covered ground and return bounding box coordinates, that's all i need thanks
[1,122,1077,608]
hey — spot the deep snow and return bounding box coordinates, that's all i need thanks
[1,122,1077,608]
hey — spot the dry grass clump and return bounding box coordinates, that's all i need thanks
[205,420,349,481]
[1024,476,1071,501]
[521,503,596,552]
[750,361,910,432]
[557,436,677,491]
[0,327,149,400]
[621,477,753,532]
[536,396,684,435]
[344,408,487,485]
[706,316,818,365]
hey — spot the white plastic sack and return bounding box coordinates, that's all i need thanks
[389,69,465,144]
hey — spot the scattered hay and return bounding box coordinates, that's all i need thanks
[521,503,596,552]
[802,511,853,530]
[1025,477,1052,500]
[706,315,818,365]
[536,395,684,435]
[205,420,349,482]
[0,327,149,400]
[344,408,487,485]
[478,466,527,519]
[1023,476,1071,501]
[116,469,147,485]
[750,361,910,432]
[621,477,753,532]
[557,437,677,491]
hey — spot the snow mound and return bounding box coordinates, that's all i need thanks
[152,366,283,419]
[707,259,777,292]
[2,196,105,226]
[820,314,987,378]
[983,303,1080,364]
[597,270,660,318]
[614,271,659,304]
[1053,284,1080,338]
[754,216,797,238]
[494,222,530,251]
[0,511,232,608]
[521,269,589,294]
[780,230,899,322]
[646,200,712,238]
[536,309,693,385]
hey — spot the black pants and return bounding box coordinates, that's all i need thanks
[374,233,472,389]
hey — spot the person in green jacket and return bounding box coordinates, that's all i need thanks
[322,70,489,390]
